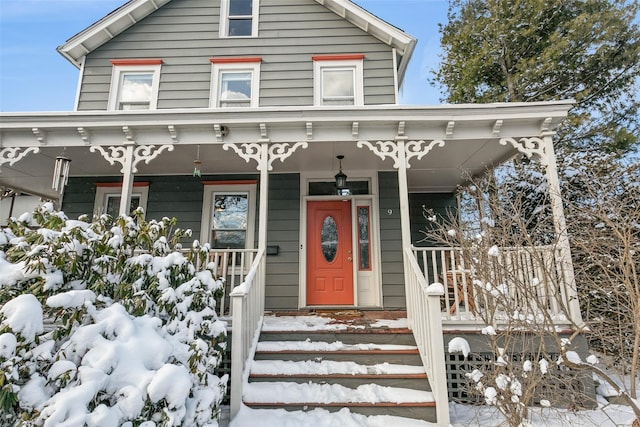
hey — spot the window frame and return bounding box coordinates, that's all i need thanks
[210,58,261,108]
[220,0,259,38]
[200,181,257,248]
[312,55,364,106]
[107,59,162,111]
[93,182,149,218]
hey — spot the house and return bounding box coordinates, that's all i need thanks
[0,0,587,425]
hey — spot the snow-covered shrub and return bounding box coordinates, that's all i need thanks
[0,204,227,426]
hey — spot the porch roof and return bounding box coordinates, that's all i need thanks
[0,101,572,199]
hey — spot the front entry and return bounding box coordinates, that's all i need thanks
[306,200,354,305]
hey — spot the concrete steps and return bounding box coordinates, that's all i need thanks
[242,314,437,423]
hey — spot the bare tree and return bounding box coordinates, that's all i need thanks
[423,156,640,424]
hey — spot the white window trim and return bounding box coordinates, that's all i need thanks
[210,61,260,108]
[219,0,259,38]
[93,184,149,218]
[313,58,364,106]
[200,182,257,248]
[107,63,161,110]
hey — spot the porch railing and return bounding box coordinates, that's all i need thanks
[412,245,579,325]
[203,249,258,316]
[404,247,450,426]
[229,248,265,419]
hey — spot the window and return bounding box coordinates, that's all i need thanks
[210,58,261,108]
[200,181,257,248]
[313,55,364,106]
[220,0,259,37]
[108,60,162,110]
[93,183,149,217]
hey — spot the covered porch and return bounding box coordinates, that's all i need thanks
[0,101,579,426]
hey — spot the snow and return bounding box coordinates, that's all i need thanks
[262,315,349,331]
[147,364,192,408]
[488,245,500,257]
[46,289,97,309]
[0,332,17,358]
[250,359,425,376]
[243,381,434,404]
[230,406,437,427]
[0,293,43,342]
[448,337,471,357]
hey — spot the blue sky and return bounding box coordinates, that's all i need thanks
[0,0,449,112]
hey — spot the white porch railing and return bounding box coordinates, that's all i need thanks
[229,248,265,419]
[412,245,579,326]
[205,249,258,316]
[404,247,450,426]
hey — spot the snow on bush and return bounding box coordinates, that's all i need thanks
[0,205,227,426]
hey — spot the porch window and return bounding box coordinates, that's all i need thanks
[210,58,261,108]
[93,182,149,218]
[313,55,364,106]
[200,181,256,248]
[108,60,162,110]
[220,0,259,37]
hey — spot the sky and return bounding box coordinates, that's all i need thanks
[0,0,449,112]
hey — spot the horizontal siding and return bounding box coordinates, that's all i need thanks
[61,174,259,245]
[409,193,457,246]
[77,0,396,110]
[377,171,405,309]
[265,173,300,310]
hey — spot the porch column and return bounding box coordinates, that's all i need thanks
[541,133,584,327]
[119,142,136,216]
[499,132,584,327]
[257,142,269,250]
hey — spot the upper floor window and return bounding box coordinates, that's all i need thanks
[220,0,259,37]
[108,59,162,110]
[313,55,365,106]
[210,58,261,108]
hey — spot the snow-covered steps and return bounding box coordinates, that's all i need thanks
[241,313,437,423]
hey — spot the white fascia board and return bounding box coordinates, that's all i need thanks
[57,0,173,68]
[315,0,415,53]
[313,0,416,84]
[0,101,574,147]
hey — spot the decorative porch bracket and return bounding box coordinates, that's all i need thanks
[90,143,174,216]
[356,139,446,169]
[499,136,550,166]
[222,141,308,171]
[0,147,40,173]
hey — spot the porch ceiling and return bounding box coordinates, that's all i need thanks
[0,102,572,199]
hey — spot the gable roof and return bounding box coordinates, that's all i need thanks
[57,0,417,83]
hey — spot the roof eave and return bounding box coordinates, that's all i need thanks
[57,0,172,68]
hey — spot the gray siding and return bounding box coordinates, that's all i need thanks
[265,173,300,310]
[377,171,404,308]
[61,174,258,241]
[77,0,396,110]
[409,193,457,246]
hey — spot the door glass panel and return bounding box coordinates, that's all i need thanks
[358,206,371,270]
[321,215,338,263]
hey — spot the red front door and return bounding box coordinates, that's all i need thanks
[306,200,354,305]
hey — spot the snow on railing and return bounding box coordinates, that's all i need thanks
[404,247,450,426]
[411,245,578,325]
[229,248,265,419]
